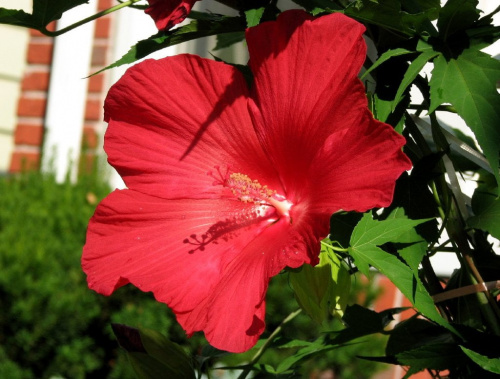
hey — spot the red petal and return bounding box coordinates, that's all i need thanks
[247,11,368,195]
[145,0,197,30]
[179,216,316,352]
[104,55,282,199]
[308,109,412,213]
[83,190,315,352]
[83,189,270,311]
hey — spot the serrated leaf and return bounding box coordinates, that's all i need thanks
[385,208,427,272]
[392,50,440,110]
[245,7,265,28]
[406,0,440,19]
[0,0,88,30]
[0,8,33,28]
[290,240,350,323]
[349,213,429,275]
[348,213,455,334]
[112,324,195,379]
[468,184,500,239]
[396,343,464,376]
[94,16,245,74]
[343,0,435,36]
[213,31,245,50]
[361,48,414,80]
[275,339,338,373]
[330,211,363,248]
[437,0,480,40]
[330,304,408,344]
[386,317,454,356]
[290,0,340,13]
[429,50,500,191]
[252,363,279,374]
[460,346,500,374]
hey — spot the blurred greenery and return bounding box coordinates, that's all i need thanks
[0,170,173,379]
[0,169,387,378]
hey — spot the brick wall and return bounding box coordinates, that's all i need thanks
[9,0,114,174]
[10,24,54,172]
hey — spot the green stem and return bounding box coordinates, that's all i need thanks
[41,0,143,37]
[237,309,302,379]
[320,240,348,253]
[431,181,446,221]
[407,104,457,113]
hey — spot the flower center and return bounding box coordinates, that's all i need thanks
[209,167,293,219]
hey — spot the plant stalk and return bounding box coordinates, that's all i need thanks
[237,309,302,379]
[41,0,143,37]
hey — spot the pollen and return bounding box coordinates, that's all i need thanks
[208,167,293,218]
[226,173,276,204]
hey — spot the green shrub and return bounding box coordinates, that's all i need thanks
[0,170,386,378]
[0,171,173,379]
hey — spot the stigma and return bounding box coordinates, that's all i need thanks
[209,168,293,219]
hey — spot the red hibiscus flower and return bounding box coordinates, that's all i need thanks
[83,10,411,353]
[145,0,198,30]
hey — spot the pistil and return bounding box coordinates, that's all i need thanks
[210,168,293,220]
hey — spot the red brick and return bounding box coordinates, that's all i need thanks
[27,42,53,64]
[373,276,397,313]
[95,17,111,38]
[30,21,56,37]
[98,0,113,11]
[21,71,50,91]
[85,99,103,121]
[82,125,98,149]
[91,45,108,66]
[14,124,44,146]
[17,96,47,118]
[87,74,104,93]
[9,151,40,172]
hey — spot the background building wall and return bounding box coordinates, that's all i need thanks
[0,0,31,172]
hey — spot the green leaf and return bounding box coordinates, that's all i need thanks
[330,211,363,248]
[348,213,455,333]
[275,338,339,373]
[245,7,265,28]
[0,0,88,30]
[385,208,427,272]
[330,304,408,344]
[289,0,340,13]
[361,48,414,80]
[392,49,440,110]
[396,343,464,377]
[94,16,245,74]
[290,239,351,323]
[460,346,500,374]
[348,212,430,276]
[437,0,480,40]
[112,324,195,379]
[213,31,245,50]
[343,0,435,36]
[430,50,500,191]
[372,94,393,123]
[0,8,33,28]
[404,0,440,19]
[468,183,500,239]
[386,317,454,356]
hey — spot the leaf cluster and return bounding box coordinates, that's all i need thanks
[1,0,500,377]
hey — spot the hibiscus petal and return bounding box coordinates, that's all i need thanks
[178,217,315,352]
[145,0,197,30]
[104,55,282,199]
[308,109,412,213]
[83,189,271,313]
[247,11,368,194]
[83,189,315,353]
